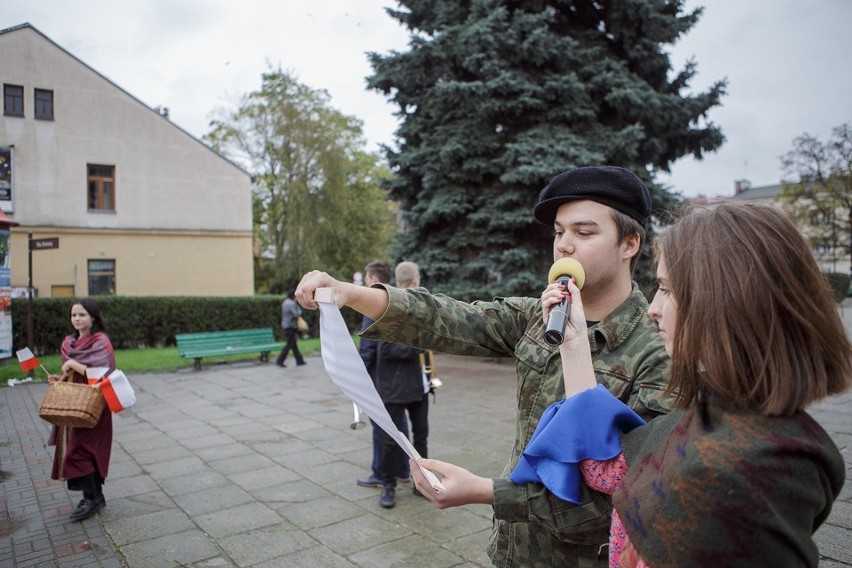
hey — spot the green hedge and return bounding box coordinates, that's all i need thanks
[11,296,364,356]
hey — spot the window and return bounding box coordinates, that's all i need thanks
[34,88,54,120]
[3,84,24,117]
[88,260,116,295]
[87,164,115,210]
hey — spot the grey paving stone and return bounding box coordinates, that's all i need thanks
[309,514,412,556]
[194,501,285,538]
[349,533,467,568]
[172,484,254,516]
[104,507,195,546]
[117,528,220,568]
[278,495,365,530]
[218,524,319,566]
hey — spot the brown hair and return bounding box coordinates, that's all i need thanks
[364,261,392,285]
[612,209,646,273]
[656,201,851,416]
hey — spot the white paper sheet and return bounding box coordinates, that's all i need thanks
[318,301,445,491]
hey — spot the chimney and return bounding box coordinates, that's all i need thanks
[154,106,170,119]
[734,179,751,194]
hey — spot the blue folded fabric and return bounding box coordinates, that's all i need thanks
[510,384,645,503]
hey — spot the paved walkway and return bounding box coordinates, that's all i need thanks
[1,303,851,567]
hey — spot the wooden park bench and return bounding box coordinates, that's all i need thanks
[175,328,281,370]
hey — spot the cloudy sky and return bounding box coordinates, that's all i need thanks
[3,0,850,197]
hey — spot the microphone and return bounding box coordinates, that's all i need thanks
[544,258,586,345]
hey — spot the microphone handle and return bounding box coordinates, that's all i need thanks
[545,299,570,345]
[544,276,572,346]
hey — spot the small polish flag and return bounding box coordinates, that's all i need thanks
[97,370,137,413]
[16,347,40,372]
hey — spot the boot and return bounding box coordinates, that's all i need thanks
[379,485,396,509]
[69,473,105,521]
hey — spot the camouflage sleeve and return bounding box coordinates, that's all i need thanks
[621,345,677,422]
[492,478,612,537]
[361,285,531,358]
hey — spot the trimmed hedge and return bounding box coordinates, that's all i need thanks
[11,296,364,356]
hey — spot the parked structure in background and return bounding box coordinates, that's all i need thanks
[0,23,254,298]
[688,179,850,276]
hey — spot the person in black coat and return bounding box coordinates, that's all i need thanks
[376,261,430,509]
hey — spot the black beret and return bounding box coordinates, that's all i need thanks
[533,166,652,227]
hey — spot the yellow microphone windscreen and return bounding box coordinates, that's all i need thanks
[548,258,585,289]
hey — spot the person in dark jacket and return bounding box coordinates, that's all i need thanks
[375,261,429,509]
[275,288,306,367]
[356,261,411,488]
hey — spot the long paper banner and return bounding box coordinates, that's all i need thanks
[317,298,445,492]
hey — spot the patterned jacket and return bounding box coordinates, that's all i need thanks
[361,283,675,567]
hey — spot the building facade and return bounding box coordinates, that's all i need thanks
[0,23,254,298]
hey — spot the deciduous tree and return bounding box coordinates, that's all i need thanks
[205,67,396,292]
[780,123,852,272]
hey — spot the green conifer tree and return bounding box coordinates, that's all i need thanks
[368,0,725,298]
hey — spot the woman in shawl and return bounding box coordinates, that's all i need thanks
[49,297,115,522]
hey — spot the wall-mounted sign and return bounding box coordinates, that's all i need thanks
[0,147,11,210]
[30,237,60,251]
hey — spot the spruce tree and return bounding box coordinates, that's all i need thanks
[368,0,725,299]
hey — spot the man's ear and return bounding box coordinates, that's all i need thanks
[621,233,641,261]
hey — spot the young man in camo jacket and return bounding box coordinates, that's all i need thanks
[296,166,675,568]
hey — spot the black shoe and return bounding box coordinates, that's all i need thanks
[356,474,383,488]
[380,486,396,509]
[70,496,105,521]
[276,362,286,368]
[397,475,411,483]
[297,361,307,366]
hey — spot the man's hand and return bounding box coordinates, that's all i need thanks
[295,271,346,309]
[410,458,494,509]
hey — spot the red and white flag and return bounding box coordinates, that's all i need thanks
[16,347,40,372]
[98,370,137,413]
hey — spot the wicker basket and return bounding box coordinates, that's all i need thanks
[39,375,105,428]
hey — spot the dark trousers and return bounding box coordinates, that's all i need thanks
[379,395,429,487]
[276,328,304,365]
[68,472,103,500]
[371,417,410,479]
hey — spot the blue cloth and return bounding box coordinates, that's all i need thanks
[510,384,646,503]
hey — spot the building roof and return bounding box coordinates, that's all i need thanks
[0,22,249,177]
[730,183,781,201]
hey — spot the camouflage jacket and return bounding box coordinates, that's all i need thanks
[362,283,674,568]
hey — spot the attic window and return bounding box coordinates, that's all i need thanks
[34,89,54,120]
[3,84,24,117]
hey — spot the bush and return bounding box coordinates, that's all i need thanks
[824,272,851,303]
[11,295,360,356]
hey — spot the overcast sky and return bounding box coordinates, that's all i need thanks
[3,0,850,197]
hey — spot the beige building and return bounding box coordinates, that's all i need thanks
[0,23,254,297]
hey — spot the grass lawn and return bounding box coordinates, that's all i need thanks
[0,337,324,386]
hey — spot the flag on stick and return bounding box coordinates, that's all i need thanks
[16,348,40,372]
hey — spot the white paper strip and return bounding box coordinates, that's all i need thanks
[318,300,445,492]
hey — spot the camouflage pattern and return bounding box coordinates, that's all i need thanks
[362,283,675,568]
